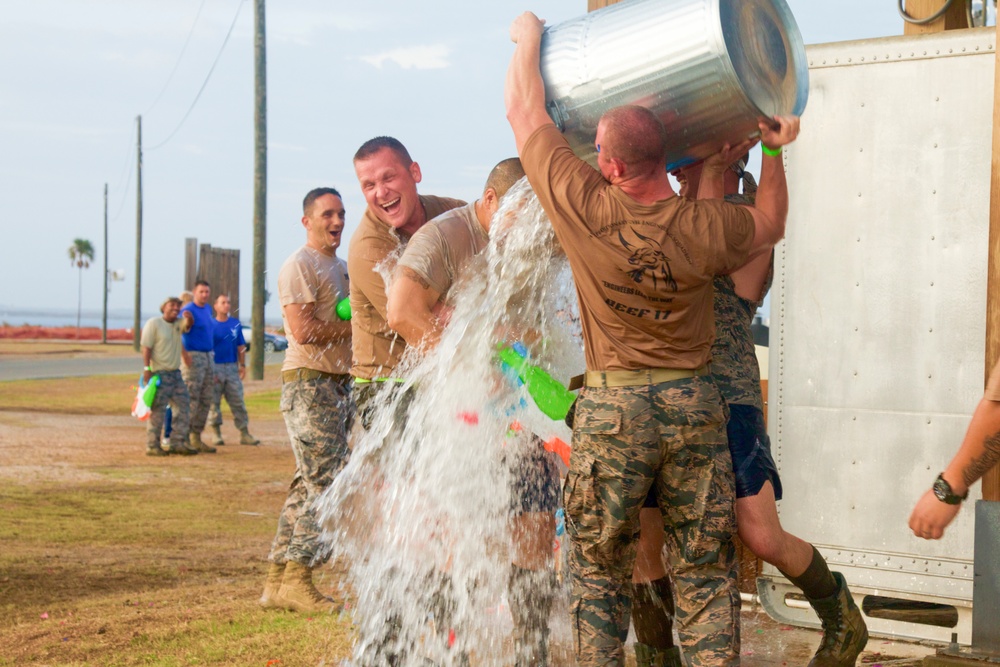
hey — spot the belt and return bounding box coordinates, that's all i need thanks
[281,368,351,384]
[353,377,405,385]
[188,350,212,355]
[584,366,709,388]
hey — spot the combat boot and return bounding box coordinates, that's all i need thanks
[635,643,684,667]
[146,445,168,457]
[189,431,217,454]
[808,572,868,666]
[239,429,260,446]
[210,424,225,446]
[165,440,198,455]
[258,562,285,609]
[274,561,339,614]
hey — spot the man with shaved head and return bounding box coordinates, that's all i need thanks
[505,11,799,666]
[387,158,561,665]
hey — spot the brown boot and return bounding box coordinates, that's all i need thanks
[210,424,225,446]
[239,429,260,446]
[258,562,285,609]
[189,432,217,454]
[274,561,339,614]
[808,572,868,666]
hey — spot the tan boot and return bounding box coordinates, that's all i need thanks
[189,432,217,454]
[210,424,225,446]
[808,572,869,666]
[274,561,339,614]
[239,429,260,446]
[258,562,285,609]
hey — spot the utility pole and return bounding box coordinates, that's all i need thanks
[102,183,108,344]
[134,115,143,352]
[901,0,969,34]
[251,0,267,380]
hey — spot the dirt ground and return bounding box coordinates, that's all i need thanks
[0,340,938,666]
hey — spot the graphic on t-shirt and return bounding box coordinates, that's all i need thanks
[617,228,678,292]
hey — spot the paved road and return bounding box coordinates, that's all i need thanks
[0,352,285,382]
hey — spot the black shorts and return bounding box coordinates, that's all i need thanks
[727,403,782,500]
[642,402,781,507]
[507,437,561,514]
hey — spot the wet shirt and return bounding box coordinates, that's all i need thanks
[521,124,754,371]
[181,302,215,352]
[212,316,245,365]
[141,316,190,372]
[348,194,465,379]
[278,245,351,375]
[396,201,487,305]
[711,192,773,410]
[987,359,1000,401]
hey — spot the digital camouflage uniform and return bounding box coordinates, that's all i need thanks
[567,377,739,667]
[182,351,215,434]
[269,375,353,565]
[210,362,250,431]
[147,370,191,450]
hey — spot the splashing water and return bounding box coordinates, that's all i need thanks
[319,179,584,666]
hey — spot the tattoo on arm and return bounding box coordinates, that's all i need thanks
[401,266,431,290]
[963,431,1000,488]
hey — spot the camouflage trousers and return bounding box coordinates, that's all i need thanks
[268,374,354,566]
[565,376,740,667]
[181,351,214,434]
[147,370,191,449]
[209,362,249,431]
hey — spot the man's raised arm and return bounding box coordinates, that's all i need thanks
[386,267,444,351]
[744,115,799,255]
[505,12,555,155]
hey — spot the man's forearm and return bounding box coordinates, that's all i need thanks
[293,318,351,346]
[943,398,1000,494]
[751,152,788,250]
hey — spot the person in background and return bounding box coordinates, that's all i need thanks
[141,297,197,456]
[181,280,217,453]
[208,294,260,447]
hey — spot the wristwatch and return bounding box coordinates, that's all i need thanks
[932,473,967,505]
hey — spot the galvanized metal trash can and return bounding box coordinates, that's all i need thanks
[539,0,809,170]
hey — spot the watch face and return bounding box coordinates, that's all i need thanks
[933,476,962,505]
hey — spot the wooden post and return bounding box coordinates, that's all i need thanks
[983,17,1000,501]
[587,0,620,11]
[133,115,143,352]
[102,183,108,345]
[250,0,267,380]
[902,0,969,35]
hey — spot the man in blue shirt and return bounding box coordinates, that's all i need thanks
[209,294,259,446]
[181,280,217,453]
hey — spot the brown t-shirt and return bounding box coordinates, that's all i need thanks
[521,124,755,371]
[396,201,487,306]
[348,194,465,379]
[277,245,351,375]
[986,359,1000,401]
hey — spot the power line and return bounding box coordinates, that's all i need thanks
[142,0,209,117]
[147,0,246,151]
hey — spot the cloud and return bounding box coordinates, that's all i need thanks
[359,44,450,70]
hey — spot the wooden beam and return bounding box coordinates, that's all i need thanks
[588,0,622,12]
[903,0,969,35]
[984,18,1000,501]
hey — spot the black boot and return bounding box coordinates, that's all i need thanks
[808,572,868,666]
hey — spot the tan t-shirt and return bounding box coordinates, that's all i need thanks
[141,316,190,372]
[278,245,351,374]
[986,359,1000,401]
[347,194,465,379]
[396,201,487,306]
[521,124,755,371]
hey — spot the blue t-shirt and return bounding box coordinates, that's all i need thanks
[181,302,215,352]
[212,316,245,364]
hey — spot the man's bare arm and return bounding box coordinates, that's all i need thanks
[387,266,444,351]
[505,12,555,155]
[744,115,799,255]
[283,302,351,346]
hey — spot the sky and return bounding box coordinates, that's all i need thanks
[0,1,934,325]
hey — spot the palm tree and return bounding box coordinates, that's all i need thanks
[68,238,95,338]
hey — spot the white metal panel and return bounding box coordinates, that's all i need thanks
[765,27,995,643]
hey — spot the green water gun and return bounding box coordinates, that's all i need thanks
[496,342,576,421]
[336,297,351,321]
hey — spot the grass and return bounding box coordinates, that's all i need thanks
[0,342,351,665]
